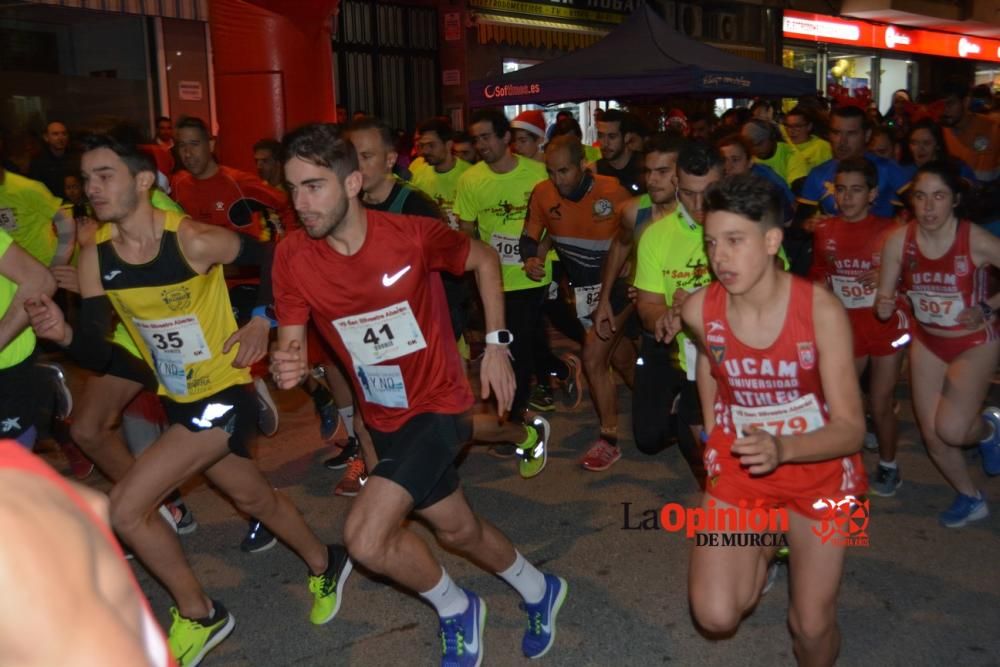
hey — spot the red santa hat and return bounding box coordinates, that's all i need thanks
[511,110,547,138]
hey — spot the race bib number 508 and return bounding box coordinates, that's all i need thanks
[333,301,427,366]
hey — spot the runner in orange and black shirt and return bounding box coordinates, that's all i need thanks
[521,135,633,466]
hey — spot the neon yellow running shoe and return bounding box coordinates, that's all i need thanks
[167,600,235,667]
[517,417,550,480]
[308,544,354,625]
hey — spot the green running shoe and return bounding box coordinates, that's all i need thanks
[308,544,353,625]
[517,417,550,480]
[167,600,235,667]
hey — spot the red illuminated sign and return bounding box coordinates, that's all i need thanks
[783,10,1000,63]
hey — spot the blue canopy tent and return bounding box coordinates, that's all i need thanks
[468,4,816,106]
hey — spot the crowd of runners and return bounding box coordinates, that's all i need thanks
[0,80,998,666]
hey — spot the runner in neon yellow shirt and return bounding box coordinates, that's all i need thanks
[412,118,472,231]
[0,167,74,266]
[0,228,57,447]
[455,108,567,426]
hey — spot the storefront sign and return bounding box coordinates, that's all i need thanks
[482,82,542,99]
[470,0,629,25]
[444,12,462,41]
[783,10,1000,63]
[178,80,203,101]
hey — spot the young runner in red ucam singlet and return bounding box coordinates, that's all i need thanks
[811,158,907,496]
[681,174,866,666]
[876,160,1000,528]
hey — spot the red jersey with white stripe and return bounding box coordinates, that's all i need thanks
[701,277,866,507]
[812,214,908,357]
[0,441,174,667]
[900,220,993,335]
[273,210,474,431]
[812,214,895,307]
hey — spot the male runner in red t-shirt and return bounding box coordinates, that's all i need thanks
[681,174,866,666]
[271,123,567,667]
[811,158,906,496]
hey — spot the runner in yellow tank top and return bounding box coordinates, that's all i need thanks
[25,133,352,667]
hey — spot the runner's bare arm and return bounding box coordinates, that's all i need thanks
[272,324,309,390]
[0,472,158,667]
[635,288,674,342]
[0,240,55,351]
[957,224,1000,328]
[179,218,273,367]
[593,199,637,339]
[875,226,905,321]
[467,240,514,414]
[681,288,717,432]
[49,207,76,267]
[778,285,865,464]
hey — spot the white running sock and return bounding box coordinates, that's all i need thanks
[338,406,356,438]
[420,569,469,618]
[497,551,546,605]
[879,460,897,469]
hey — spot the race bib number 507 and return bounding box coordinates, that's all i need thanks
[333,301,427,366]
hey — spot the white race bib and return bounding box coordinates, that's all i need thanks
[355,364,409,408]
[333,301,427,366]
[574,284,601,320]
[133,315,211,396]
[683,337,698,382]
[830,275,875,309]
[489,231,521,265]
[731,393,825,439]
[0,208,16,232]
[908,291,963,327]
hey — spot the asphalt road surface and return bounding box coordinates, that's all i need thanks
[39,358,1000,667]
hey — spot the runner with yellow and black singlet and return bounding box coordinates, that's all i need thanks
[25,132,352,667]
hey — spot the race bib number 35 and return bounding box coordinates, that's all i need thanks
[490,231,522,266]
[830,275,875,309]
[333,301,427,366]
[908,291,963,327]
[731,393,826,439]
[133,315,211,396]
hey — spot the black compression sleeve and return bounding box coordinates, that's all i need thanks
[519,234,540,264]
[231,235,274,307]
[65,296,114,372]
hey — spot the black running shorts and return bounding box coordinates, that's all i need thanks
[161,383,257,458]
[368,412,473,510]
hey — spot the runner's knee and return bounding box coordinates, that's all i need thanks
[788,603,836,646]
[434,517,482,552]
[343,509,389,569]
[690,594,743,636]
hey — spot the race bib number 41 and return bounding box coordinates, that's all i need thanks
[731,393,825,439]
[908,291,963,327]
[333,301,427,366]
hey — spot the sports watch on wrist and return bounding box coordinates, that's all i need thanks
[485,329,514,345]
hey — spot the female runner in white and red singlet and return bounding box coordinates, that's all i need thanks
[876,160,1000,528]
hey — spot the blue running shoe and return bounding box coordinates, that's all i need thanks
[440,589,485,667]
[978,407,1000,476]
[939,492,989,528]
[522,574,567,659]
[317,401,338,441]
